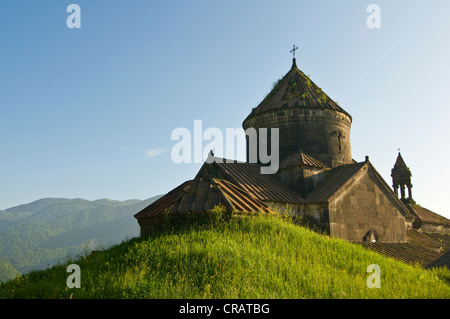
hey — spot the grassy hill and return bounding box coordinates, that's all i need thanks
[0,196,162,277]
[1,212,449,299]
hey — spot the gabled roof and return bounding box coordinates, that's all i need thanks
[279,150,328,170]
[408,205,450,226]
[134,178,275,219]
[305,162,366,203]
[195,156,304,204]
[244,58,351,124]
[305,160,415,220]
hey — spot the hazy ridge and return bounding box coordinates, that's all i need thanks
[0,196,162,281]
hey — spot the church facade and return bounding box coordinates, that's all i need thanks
[135,56,450,260]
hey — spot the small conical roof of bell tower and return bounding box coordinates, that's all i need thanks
[391,152,412,178]
[394,152,407,167]
[244,58,352,123]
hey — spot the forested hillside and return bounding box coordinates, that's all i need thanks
[0,259,20,283]
[0,196,161,280]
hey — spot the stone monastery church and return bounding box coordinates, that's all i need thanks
[135,55,450,268]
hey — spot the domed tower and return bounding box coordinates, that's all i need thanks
[391,152,414,204]
[242,57,353,168]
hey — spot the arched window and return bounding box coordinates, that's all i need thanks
[364,230,379,243]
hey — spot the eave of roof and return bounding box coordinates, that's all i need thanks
[195,156,304,204]
[134,178,276,219]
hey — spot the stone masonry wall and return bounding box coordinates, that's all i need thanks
[420,223,450,235]
[329,167,407,243]
[243,108,352,168]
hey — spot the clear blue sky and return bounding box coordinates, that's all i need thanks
[1,1,450,218]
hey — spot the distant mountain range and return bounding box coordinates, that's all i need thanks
[0,196,162,282]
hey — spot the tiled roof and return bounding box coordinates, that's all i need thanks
[244,58,351,123]
[408,205,450,226]
[279,150,328,170]
[406,229,445,251]
[305,162,367,203]
[134,178,275,219]
[425,233,450,252]
[426,249,450,269]
[359,242,442,267]
[195,157,304,204]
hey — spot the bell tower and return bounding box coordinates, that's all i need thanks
[391,152,415,204]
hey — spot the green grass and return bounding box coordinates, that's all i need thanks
[1,213,449,299]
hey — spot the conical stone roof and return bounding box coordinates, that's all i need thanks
[391,152,412,180]
[244,58,351,122]
[394,152,407,167]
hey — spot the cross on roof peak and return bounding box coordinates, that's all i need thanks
[290,44,299,59]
